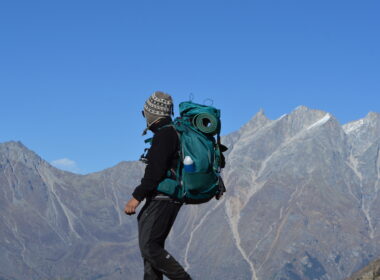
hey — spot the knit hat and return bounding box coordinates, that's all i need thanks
[143,91,173,132]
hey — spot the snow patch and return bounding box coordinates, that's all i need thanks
[278,114,287,120]
[307,114,331,130]
[343,119,366,134]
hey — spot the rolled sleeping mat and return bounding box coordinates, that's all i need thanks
[192,113,219,135]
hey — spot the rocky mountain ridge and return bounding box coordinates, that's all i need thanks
[1,106,380,280]
[346,258,380,280]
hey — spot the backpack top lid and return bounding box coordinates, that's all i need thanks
[178,101,221,136]
[179,101,220,118]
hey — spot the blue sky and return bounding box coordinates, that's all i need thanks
[1,0,379,174]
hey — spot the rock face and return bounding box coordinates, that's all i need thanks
[0,142,145,279]
[1,106,380,280]
[346,258,380,280]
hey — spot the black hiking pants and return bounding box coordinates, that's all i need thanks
[137,199,191,280]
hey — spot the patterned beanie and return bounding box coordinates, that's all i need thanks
[143,91,173,129]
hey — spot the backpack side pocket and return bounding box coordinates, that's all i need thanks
[157,178,181,198]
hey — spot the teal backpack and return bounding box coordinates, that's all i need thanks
[147,101,226,204]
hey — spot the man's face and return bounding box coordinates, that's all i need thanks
[142,110,150,127]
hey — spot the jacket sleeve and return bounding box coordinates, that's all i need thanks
[132,127,178,201]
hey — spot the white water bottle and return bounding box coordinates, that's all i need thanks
[184,156,195,172]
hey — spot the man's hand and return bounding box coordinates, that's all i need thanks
[124,197,141,216]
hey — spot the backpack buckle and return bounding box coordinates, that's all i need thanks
[139,148,149,164]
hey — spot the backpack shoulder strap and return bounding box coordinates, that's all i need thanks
[144,137,153,144]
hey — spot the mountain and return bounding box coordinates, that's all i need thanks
[1,106,380,280]
[0,142,145,279]
[347,259,380,280]
[346,258,380,280]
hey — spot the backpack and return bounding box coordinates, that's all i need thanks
[145,101,226,204]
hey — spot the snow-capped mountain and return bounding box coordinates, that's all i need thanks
[1,106,380,280]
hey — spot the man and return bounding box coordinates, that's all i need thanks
[125,91,192,280]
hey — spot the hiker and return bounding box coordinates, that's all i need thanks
[125,91,227,279]
[124,91,192,280]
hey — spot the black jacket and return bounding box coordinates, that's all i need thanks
[132,117,179,201]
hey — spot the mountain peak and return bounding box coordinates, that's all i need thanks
[240,109,272,134]
[252,108,268,122]
[0,141,44,167]
[294,105,311,112]
[0,141,31,155]
[285,105,336,132]
[257,108,265,115]
[366,111,380,120]
[1,140,26,148]
[343,111,380,134]
[292,105,327,115]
